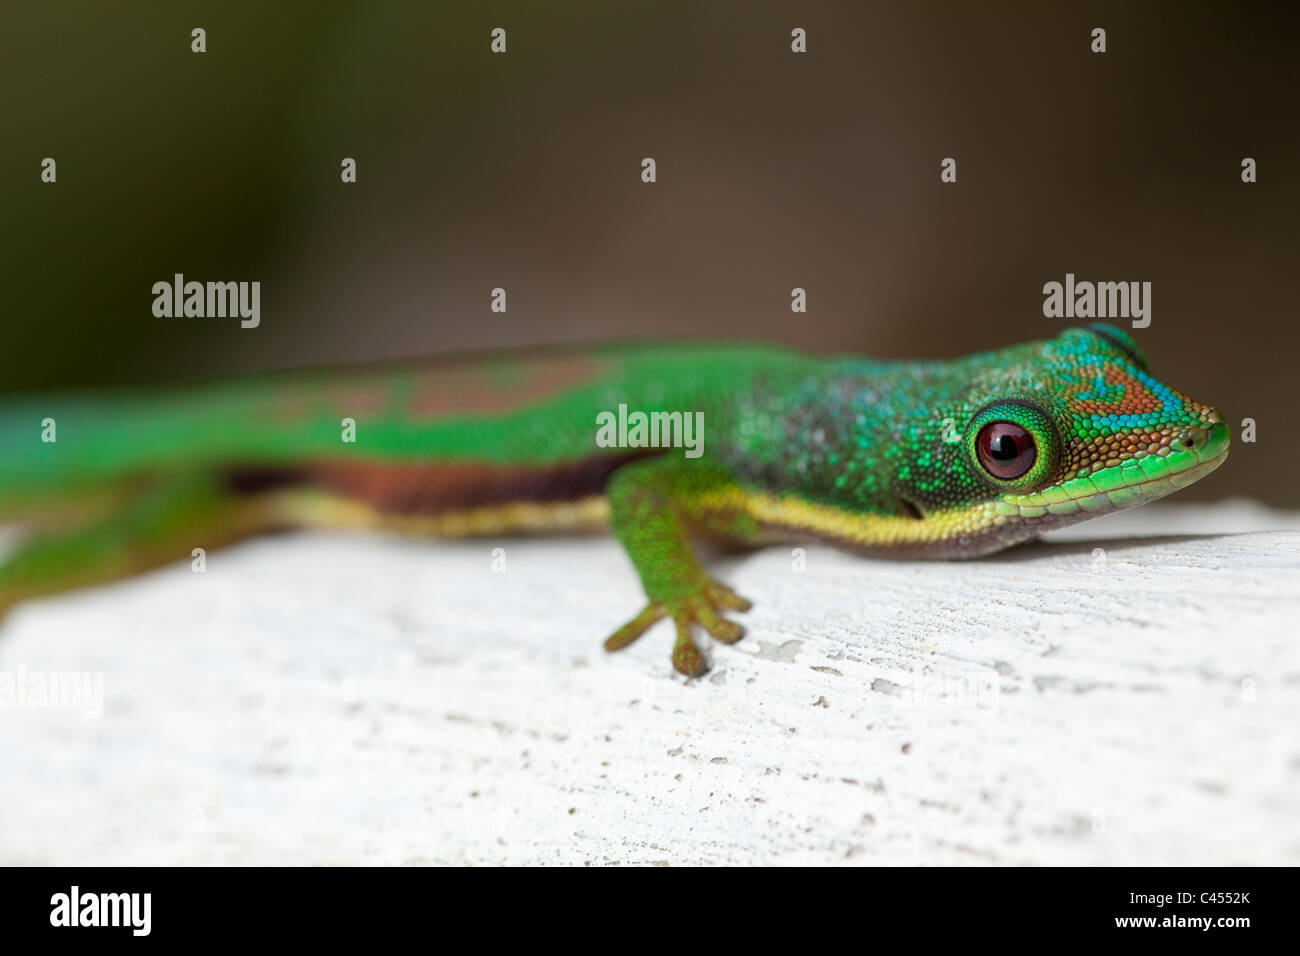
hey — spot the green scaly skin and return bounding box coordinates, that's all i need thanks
[0,325,1228,676]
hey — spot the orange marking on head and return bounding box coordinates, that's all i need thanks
[1067,365,1163,416]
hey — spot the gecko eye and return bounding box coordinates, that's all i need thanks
[976,422,1037,480]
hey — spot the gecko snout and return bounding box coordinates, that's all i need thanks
[1173,415,1230,460]
[1174,403,1228,452]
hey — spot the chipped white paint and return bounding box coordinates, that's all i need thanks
[0,500,1296,865]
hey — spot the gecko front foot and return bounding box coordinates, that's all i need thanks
[603,577,753,676]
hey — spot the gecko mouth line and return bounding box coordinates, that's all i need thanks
[1002,435,1230,521]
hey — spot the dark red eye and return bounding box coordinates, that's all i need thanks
[976,422,1037,479]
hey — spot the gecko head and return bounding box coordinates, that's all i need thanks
[743,325,1227,557]
[938,324,1229,548]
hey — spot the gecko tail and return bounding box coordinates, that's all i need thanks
[0,472,284,620]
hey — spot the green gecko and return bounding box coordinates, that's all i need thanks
[0,324,1228,675]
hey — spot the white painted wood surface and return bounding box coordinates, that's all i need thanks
[1,500,1296,865]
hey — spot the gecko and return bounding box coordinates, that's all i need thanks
[0,324,1228,675]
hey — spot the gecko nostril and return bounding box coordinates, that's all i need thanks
[1179,426,1207,450]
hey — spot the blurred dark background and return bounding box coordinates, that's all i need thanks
[2,2,1295,502]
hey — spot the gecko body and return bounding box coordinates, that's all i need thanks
[0,325,1228,674]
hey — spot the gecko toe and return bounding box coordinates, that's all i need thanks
[698,606,745,644]
[603,603,666,652]
[671,618,708,677]
[707,580,753,612]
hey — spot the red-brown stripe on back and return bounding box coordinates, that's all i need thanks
[265,352,613,425]
[407,354,610,418]
[227,449,660,515]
